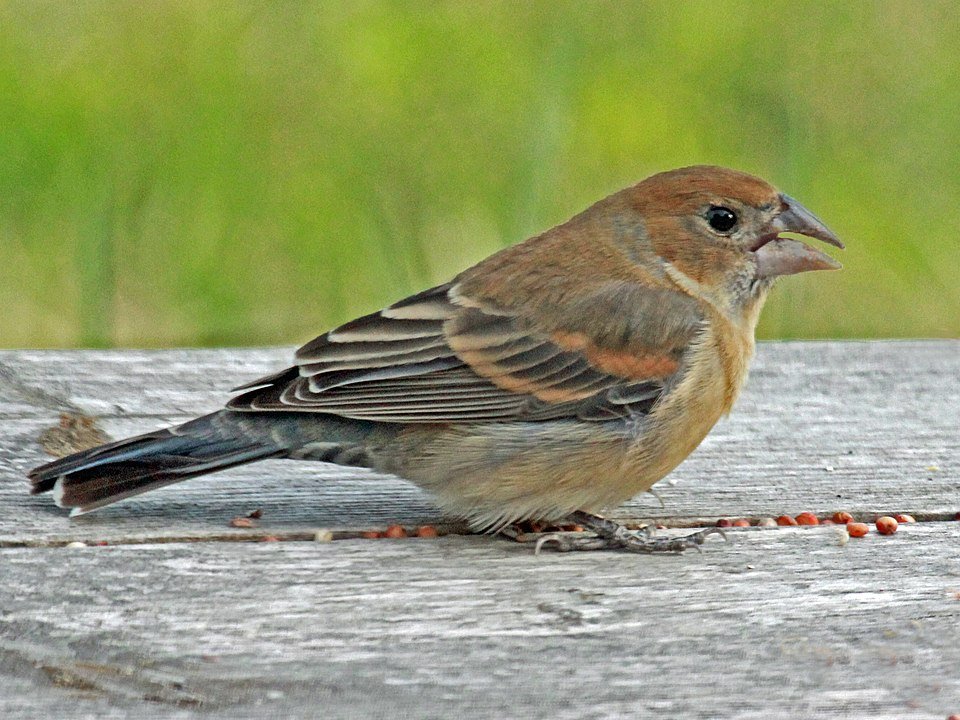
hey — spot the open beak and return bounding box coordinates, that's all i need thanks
[752,194,844,278]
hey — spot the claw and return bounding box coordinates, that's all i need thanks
[536,533,614,554]
[534,535,564,555]
[646,487,666,509]
[709,527,728,543]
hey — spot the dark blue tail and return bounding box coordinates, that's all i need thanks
[29,411,284,514]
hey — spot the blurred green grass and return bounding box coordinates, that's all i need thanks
[1,0,958,348]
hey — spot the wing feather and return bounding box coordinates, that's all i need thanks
[228,281,699,422]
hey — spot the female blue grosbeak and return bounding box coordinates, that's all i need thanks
[29,165,843,552]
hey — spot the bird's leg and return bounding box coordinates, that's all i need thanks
[534,511,725,554]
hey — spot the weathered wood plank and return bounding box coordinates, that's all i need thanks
[2,527,959,719]
[1,341,957,544]
[1,341,959,718]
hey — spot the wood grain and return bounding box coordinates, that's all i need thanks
[2,527,960,719]
[0,341,958,718]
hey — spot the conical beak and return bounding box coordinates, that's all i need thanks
[753,194,844,278]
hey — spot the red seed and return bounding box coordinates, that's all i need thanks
[821,518,836,525]
[415,525,439,538]
[831,511,854,524]
[876,516,899,535]
[777,515,798,526]
[716,518,733,528]
[894,514,916,523]
[847,522,869,538]
[732,519,751,527]
[384,524,407,538]
[360,531,381,539]
[795,512,820,526]
[229,517,256,528]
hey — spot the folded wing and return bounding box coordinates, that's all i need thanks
[228,283,697,423]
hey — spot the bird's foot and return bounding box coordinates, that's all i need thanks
[533,511,726,555]
[500,519,586,543]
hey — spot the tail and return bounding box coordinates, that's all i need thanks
[29,411,286,515]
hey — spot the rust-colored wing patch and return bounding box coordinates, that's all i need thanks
[550,330,679,380]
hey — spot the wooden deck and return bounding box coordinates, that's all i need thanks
[1,341,958,718]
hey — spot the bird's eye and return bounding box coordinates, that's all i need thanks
[705,206,738,233]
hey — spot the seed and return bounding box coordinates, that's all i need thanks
[894,514,916,523]
[732,519,751,527]
[384,524,408,538]
[795,512,820,526]
[415,525,439,538]
[875,516,899,535]
[360,531,381,539]
[776,515,798,526]
[831,511,854,524]
[716,518,733,528]
[847,522,869,538]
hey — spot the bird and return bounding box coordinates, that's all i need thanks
[29,165,843,552]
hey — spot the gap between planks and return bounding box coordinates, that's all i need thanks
[4,516,958,549]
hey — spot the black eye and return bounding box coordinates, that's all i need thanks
[705,206,738,233]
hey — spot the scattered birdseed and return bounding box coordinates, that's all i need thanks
[875,516,898,535]
[847,522,869,538]
[314,529,334,542]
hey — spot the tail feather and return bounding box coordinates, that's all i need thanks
[29,411,284,515]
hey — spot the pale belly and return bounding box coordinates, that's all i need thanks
[370,322,754,529]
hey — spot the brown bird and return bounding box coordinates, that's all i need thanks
[29,166,843,552]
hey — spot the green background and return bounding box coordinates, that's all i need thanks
[3,1,958,348]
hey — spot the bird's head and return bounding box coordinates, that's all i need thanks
[625,165,844,316]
